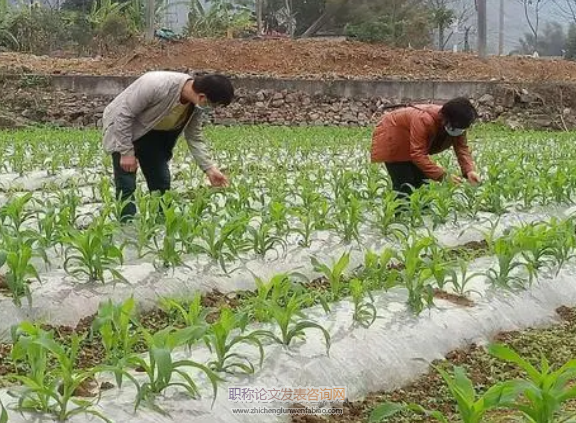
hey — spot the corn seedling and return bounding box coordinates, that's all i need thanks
[9,322,114,422]
[350,279,377,328]
[369,365,522,423]
[91,298,140,380]
[129,326,221,411]
[205,309,274,375]
[311,251,350,303]
[3,242,39,307]
[160,293,215,328]
[397,236,437,314]
[489,343,576,423]
[487,238,536,290]
[265,293,331,355]
[63,221,126,283]
[246,220,287,258]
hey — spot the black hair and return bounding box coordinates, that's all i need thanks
[440,97,478,129]
[192,74,235,106]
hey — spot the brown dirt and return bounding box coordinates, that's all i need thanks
[4,39,576,82]
[433,288,475,307]
[293,305,576,423]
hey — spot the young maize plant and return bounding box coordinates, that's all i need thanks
[160,293,215,329]
[358,248,399,292]
[90,298,141,378]
[62,217,126,283]
[407,188,428,227]
[349,279,377,328]
[333,194,362,244]
[369,363,521,423]
[0,192,37,233]
[486,238,536,290]
[190,214,250,273]
[371,191,409,240]
[510,222,556,273]
[264,292,331,355]
[543,218,576,275]
[488,343,576,423]
[144,194,191,270]
[1,240,39,307]
[396,235,438,315]
[291,208,316,248]
[205,309,274,375]
[246,219,287,259]
[311,251,351,303]
[8,322,115,422]
[129,326,221,411]
[257,271,323,316]
[447,258,483,297]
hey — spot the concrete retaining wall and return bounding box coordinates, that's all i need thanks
[38,74,498,100]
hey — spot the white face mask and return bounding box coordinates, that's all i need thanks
[445,125,466,137]
[195,103,212,113]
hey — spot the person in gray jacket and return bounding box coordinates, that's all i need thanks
[101,71,234,221]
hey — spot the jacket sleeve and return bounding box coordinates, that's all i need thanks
[183,109,215,172]
[453,135,475,176]
[409,115,445,180]
[112,74,160,157]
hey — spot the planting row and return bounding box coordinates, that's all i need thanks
[1,218,575,422]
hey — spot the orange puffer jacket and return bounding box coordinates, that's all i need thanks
[370,104,475,181]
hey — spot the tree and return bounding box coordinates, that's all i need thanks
[428,0,456,50]
[342,0,432,47]
[517,0,551,54]
[566,22,576,59]
[518,20,566,56]
[187,0,255,38]
[552,0,576,24]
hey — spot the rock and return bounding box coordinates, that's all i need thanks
[271,99,285,108]
[342,113,356,123]
[563,107,572,116]
[256,90,266,101]
[505,118,524,130]
[0,114,26,128]
[477,94,495,107]
[272,92,284,101]
[255,101,266,108]
[21,109,36,119]
[495,106,505,114]
[285,93,298,103]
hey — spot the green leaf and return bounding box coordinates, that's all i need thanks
[369,402,405,422]
[488,344,541,382]
[0,400,7,423]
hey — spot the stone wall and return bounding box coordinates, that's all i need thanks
[1,76,575,130]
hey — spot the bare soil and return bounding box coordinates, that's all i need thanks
[294,306,576,423]
[3,39,576,82]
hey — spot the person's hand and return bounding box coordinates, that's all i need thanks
[449,174,463,185]
[467,171,481,186]
[120,155,138,173]
[206,166,229,188]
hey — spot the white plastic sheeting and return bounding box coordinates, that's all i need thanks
[0,204,572,341]
[1,256,576,423]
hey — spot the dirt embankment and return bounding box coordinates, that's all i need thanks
[1,39,575,82]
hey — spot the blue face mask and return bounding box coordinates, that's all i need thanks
[445,125,466,137]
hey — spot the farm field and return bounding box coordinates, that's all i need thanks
[1,124,576,422]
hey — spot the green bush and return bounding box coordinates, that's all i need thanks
[344,20,393,43]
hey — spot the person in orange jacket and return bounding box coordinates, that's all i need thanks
[371,97,481,198]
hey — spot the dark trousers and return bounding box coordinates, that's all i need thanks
[385,162,429,198]
[113,129,180,221]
